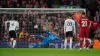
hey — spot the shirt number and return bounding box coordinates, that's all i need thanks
[67,22,72,26]
[82,21,87,27]
[11,23,14,26]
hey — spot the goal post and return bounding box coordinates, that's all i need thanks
[0,8,86,14]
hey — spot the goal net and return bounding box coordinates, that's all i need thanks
[0,8,86,41]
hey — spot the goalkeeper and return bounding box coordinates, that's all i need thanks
[31,30,62,48]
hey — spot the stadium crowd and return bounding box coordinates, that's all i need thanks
[0,0,100,42]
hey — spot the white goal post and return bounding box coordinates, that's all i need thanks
[0,8,86,14]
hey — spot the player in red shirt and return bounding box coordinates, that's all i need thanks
[92,17,99,31]
[91,17,99,39]
[78,12,91,51]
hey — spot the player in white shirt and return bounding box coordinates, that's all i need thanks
[64,14,76,50]
[5,18,19,48]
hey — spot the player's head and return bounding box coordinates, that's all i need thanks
[66,13,72,19]
[81,12,85,17]
[22,28,25,32]
[93,16,97,21]
[14,17,17,20]
[52,29,58,36]
[8,17,12,20]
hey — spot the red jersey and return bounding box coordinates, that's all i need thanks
[92,20,99,30]
[79,17,90,30]
[79,17,90,38]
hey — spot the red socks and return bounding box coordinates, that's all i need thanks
[79,40,83,48]
[85,40,89,48]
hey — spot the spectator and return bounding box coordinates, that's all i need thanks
[19,28,29,41]
[7,0,13,8]
[0,0,6,8]
[74,0,82,7]
[92,16,99,31]
[16,3,20,8]
[22,17,27,29]
[33,2,39,8]
[95,11,100,23]
[61,0,72,5]
[0,5,2,8]
[47,0,54,8]
[95,26,100,40]
[40,4,48,8]
[40,0,44,5]
[33,22,40,35]
[27,21,34,35]
[91,17,99,39]
[21,0,26,8]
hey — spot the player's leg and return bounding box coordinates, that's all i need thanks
[79,30,84,51]
[10,38,14,46]
[9,31,13,47]
[64,37,68,49]
[69,37,73,50]
[12,38,16,48]
[85,31,89,51]
[83,38,86,49]
[64,32,68,49]
[69,31,73,50]
[12,30,17,48]
[85,38,89,51]
[79,38,83,51]
[31,42,40,48]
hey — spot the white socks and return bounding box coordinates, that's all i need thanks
[70,38,72,49]
[10,38,14,46]
[13,40,16,48]
[64,38,73,49]
[64,38,67,49]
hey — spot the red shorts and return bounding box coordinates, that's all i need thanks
[79,29,89,38]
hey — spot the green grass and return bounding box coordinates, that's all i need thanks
[0,48,100,56]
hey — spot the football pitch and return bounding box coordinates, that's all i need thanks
[0,48,100,56]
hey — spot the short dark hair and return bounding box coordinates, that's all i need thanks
[14,17,17,20]
[82,12,85,15]
[66,13,72,17]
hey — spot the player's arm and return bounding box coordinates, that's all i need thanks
[34,34,44,39]
[16,21,19,30]
[56,36,62,43]
[78,19,81,28]
[73,20,76,37]
[64,20,66,34]
[97,21,99,28]
[5,21,9,30]
[88,20,92,28]
[73,20,76,34]
[44,30,51,35]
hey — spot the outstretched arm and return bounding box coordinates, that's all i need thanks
[45,30,51,35]
[56,36,62,43]
[34,34,44,39]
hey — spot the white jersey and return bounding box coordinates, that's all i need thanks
[64,19,75,33]
[5,20,19,31]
